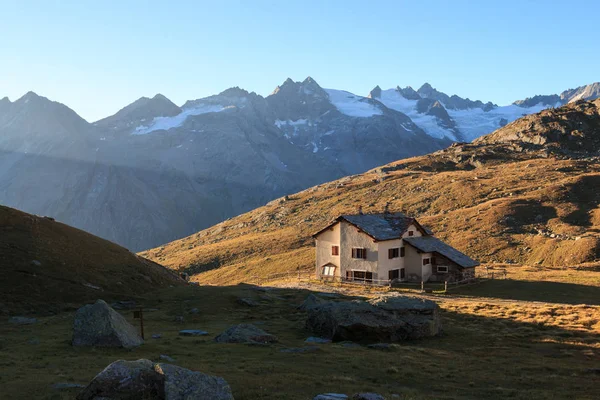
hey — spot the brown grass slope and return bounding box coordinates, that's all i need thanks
[0,205,183,315]
[142,99,600,284]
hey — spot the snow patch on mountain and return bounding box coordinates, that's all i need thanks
[133,104,226,135]
[325,89,383,118]
[378,89,458,140]
[448,103,552,141]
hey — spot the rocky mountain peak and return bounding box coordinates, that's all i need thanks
[368,85,382,99]
[218,86,251,98]
[397,86,421,100]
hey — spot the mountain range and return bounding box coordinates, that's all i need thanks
[141,98,600,283]
[1,79,599,250]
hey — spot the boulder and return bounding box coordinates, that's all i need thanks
[305,295,440,343]
[76,359,234,400]
[214,323,278,344]
[298,294,328,311]
[72,299,143,348]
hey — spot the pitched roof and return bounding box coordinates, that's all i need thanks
[403,236,479,268]
[313,212,427,241]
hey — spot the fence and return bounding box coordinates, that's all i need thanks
[246,266,507,293]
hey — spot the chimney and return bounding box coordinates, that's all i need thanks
[357,205,363,215]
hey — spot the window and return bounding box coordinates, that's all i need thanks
[352,248,367,259]
[408,230,414,237]
[351,271,372,283]
[331,245,339,256]
[422,258,430,265]
[389,268,406,280]
[437,266,449,273]
[400,247,405,257]
[388,248,399,259]
[322,265,336,276]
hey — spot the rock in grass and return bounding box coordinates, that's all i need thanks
[51,382,85,390]
[280,346,321,353]
[160,354,176,362]
[8,316,37,325]
[367,343,400,351]
[77,359,234,400]
[72,299,143,349]
[305,336,332,344]
[179,329,209,337]
[214,323,278,344]
[352,393,386,400]
[298,294,328,311]
[236,297,259,307]
[313,394,348,400]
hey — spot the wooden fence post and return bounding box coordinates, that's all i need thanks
[444,281,448,293]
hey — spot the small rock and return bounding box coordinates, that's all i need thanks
[110,300,137,310]
[298,294,328,311]
[30,260,42,267]
[160,354,176,362]
[8,316,37,325]
[179,330,209,337]
[352,393,386,400]
[314,394,348,400]
[236,297,259,307]
[367,343,400,351]
[51,382,85,390]
[189,308,200,314]
[214,323,278,344]
[174,316,184,323]
[151,334,162,339]
[280,346,321,353]
[305,337,332,344]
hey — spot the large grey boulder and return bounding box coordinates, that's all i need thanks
[305,295,440,343]
[77,359,234,400]
[72,299,143,348]
[214,323,278,344]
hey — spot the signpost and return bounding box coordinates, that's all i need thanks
[133,308,144,339]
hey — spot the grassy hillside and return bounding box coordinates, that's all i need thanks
[141,99,600,285]
[0,205,183,315]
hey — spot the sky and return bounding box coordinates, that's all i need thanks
[0,0,598,122]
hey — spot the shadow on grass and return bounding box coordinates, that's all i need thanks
[452,279,600,305]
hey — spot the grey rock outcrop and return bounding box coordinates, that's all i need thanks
[76,359,234,400]
[214,323,278,344]
[72,300,143,348]
[305,295,441,343]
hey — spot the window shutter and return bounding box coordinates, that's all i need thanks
[400,247,405,257]
[363,249,367,259]
[388,249,393,259]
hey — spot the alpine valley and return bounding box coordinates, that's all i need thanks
[1,78,599,251]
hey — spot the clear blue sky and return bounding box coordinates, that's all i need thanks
[1,0,598,121]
